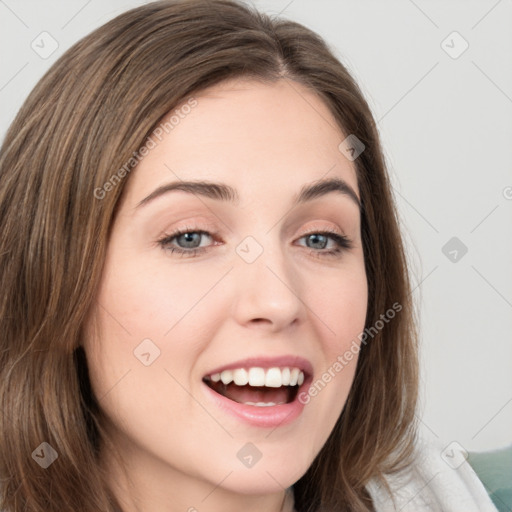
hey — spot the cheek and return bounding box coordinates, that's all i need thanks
[306,258,368,350]
[301,259,367,417]
[93,250,226,343]
[83,249,230,400]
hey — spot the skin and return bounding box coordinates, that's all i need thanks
[83,77,368,512]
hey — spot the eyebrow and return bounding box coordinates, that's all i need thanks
[135,176,361,210]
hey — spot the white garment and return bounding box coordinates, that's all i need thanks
[282,435,498,512]
[366,435,498,511]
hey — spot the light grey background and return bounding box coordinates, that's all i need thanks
[1,0,511,453]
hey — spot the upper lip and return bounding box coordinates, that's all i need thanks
[203,355,314,379]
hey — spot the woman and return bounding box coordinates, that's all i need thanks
[0,1,497,511]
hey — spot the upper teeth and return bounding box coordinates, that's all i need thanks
[208,367,305,387]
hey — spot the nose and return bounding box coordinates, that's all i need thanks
[231,236,304,332]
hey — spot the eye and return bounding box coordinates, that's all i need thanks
[157,228,215,258]
[296,230,353,258]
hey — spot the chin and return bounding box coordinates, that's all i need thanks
[218,463,307,495]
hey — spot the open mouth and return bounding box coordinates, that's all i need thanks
[202,367,305,407]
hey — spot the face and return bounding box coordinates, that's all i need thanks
[83,78,368,509]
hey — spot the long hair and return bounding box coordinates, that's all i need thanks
[0,1,419,510]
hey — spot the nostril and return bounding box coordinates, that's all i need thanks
[250,318,271,324]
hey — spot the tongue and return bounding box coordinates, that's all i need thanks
[213,382,291,404]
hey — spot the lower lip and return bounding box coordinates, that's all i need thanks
[201,379,310,428]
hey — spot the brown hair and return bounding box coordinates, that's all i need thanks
[0,1,418,510]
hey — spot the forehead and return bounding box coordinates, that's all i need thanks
[124,77,359,205]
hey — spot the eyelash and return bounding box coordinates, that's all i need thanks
[157,226,354,259]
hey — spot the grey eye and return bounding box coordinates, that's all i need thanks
[176,232,205,248]
[304,233,329,250]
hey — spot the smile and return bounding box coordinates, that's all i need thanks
[203,367,305,406]
[201,357,313,428]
